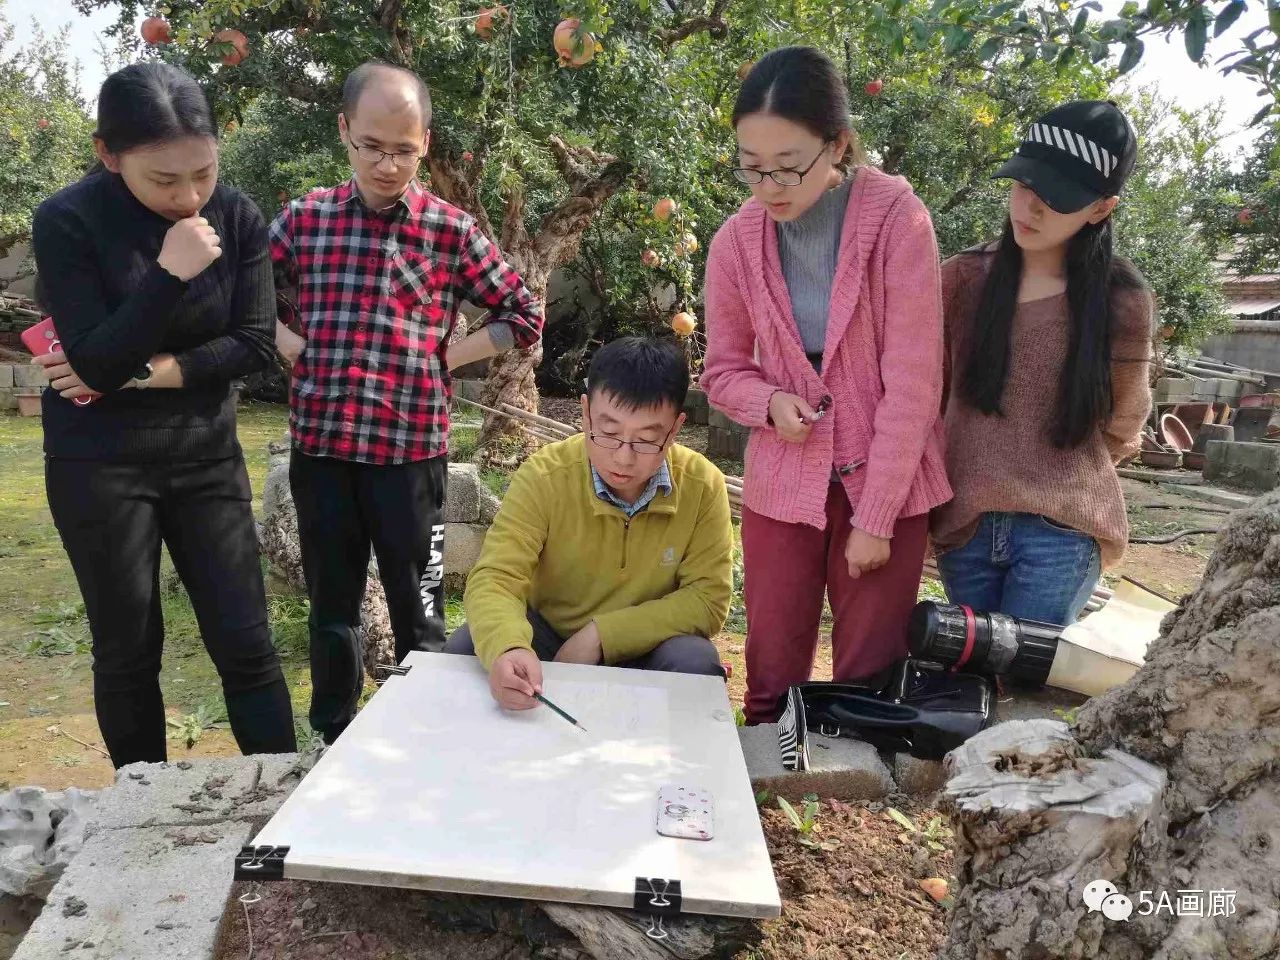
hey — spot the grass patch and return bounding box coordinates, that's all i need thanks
[917,576,947,603]
[450,425,480,464]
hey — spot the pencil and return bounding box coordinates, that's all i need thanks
[534,692,589,733]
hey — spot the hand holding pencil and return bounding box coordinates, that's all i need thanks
[490,647,544,711]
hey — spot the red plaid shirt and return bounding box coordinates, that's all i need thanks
[269,179,542,464]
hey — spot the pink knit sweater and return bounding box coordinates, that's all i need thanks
[701,166,952,539]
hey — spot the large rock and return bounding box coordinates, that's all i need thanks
[260,442,500,675]
[0,787,97,900]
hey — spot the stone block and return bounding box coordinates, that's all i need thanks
[445,522,489,576]
[1204,440,1280,494]
[738,724,893,801]
[11,366,46,389]
[445,462,483,523]
[11,820,252,960]
[0,389,16,413]
[0,365,14,388]
[1153,378,1194,403]
[89,759,263,832]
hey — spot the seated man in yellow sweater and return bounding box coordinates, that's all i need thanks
[446,336,733,709]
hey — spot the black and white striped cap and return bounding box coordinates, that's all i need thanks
[993,100,1138,214]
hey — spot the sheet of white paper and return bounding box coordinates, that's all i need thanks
[251,652,780,919]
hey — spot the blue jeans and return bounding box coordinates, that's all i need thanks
[936,512,1102,628]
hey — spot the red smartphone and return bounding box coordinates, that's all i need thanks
[20,317,98,406]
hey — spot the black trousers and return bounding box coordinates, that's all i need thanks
[289,451,447,742]
[45,454,297,768]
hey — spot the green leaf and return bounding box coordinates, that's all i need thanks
[1119,1,1139,15]
[1041,41,1061,62]
[777,796,804,830]
[977,36,1004,61]
[1055,45,1078,72]
[911,17,933,44]
[944,25,974,54]
[1249,103,1275,126]
[1214,0,1247,37]
[1073,9,1089,33]
[1118,37,1145,73]
[1184,7,1208,61]
[929,0,951,16]
[887,807,918,832]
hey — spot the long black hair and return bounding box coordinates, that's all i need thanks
[93,62,217,161]
[958,215,1146,448]
[732,46,866,167]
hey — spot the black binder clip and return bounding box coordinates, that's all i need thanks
[234,845,289,881]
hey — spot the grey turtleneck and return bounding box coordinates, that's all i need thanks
[776,177,853,369]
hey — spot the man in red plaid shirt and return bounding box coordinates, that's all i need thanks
[271,63,543,743]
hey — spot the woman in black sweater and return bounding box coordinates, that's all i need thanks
[30,63,296,767]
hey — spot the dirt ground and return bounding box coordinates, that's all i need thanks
[214,797,952,960]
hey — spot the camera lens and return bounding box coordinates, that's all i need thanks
[907,601,1060,686]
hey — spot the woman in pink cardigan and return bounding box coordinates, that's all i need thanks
[702,46,952,723]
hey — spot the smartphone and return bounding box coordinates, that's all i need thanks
[20,317,98,406]
[655,785,714,841]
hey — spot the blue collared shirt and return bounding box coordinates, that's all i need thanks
[591,461,673,518]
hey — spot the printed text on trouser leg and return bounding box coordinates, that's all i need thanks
[419,524,445,617]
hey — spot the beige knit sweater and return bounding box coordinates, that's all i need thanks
[931,252,1155,568]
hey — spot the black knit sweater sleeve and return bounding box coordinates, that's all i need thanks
[172,194,276,389]
[31,196,187,393]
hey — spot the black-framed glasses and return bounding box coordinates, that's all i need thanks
[586,401,677,455]
[729,143,830,186]
[351,143,423,169]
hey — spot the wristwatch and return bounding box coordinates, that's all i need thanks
[131,362,154,390]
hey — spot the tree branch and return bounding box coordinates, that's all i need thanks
[659,0,731,44]
[500,181,529,254]
[549,136,617,193]
[532,159,633,269]
[425,137,497,243]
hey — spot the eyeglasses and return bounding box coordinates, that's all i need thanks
[729,143,830,186]
[589,433,669,455]
[586,401,676,455]
[351,143,423,169]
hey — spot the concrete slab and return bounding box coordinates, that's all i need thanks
[90,759,262,832]
[738,724,893,801]
[1162,481,1255,509]
[11,820,252,960]
[1204,440,1280,493]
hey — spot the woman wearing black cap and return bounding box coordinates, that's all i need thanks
[29,62,297,767]
[931,100,1155,629]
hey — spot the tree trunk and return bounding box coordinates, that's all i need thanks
[475,260,549,472]
[426,138,629,472]
[938,490,1280,960]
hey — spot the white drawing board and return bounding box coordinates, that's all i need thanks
[248,651,781,919]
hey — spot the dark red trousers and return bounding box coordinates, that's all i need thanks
[740,484,928,723]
